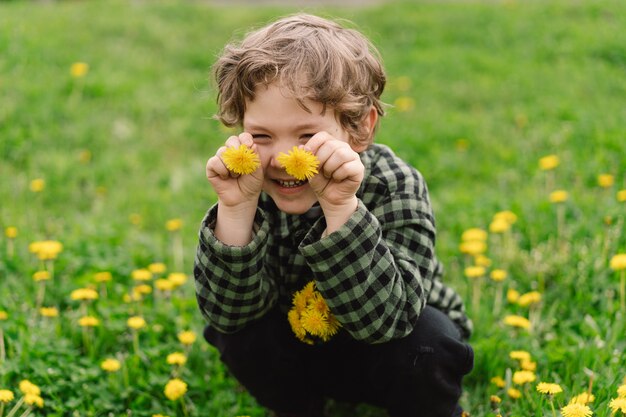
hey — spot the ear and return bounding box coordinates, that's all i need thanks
[350,106,378,153]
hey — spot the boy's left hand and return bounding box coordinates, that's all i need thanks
[304,132,364,220]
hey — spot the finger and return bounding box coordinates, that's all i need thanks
[303,131,333,154]
[224,135,242,149]
[239,132,254,147]
[329,159,364,183]
[207,153,231,181]
[320,145,358,179]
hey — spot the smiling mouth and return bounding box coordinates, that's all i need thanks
[275,179,307,188]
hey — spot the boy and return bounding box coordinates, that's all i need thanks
[194,13,473,417]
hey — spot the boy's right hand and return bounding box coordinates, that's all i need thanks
[206,132,263,208]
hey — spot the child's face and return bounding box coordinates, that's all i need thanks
[243,83,359,215]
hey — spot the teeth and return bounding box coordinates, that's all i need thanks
[278,179,306,188]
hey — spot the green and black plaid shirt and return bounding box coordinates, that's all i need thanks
[194,143,472,343]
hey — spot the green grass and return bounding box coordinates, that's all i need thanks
[1,0,625,416]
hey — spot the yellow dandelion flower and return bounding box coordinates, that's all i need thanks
[539,155,559,171]
[70,288,99,301]
[491,376,506,388]
[222,144,260,175]
[322,315,341,341]
[94,272,112,283]
[569,393,595,405]
[518,291,542,307]
[490,395,502,404]
[277,147,319,181]
[507,289,520,303]
[310,292,330,316]
[0,389,15,403]
[617,384,626,398]
[166,352,187,366]
[300,308,328,337]
[561,403,593,417]
[462,228,488,242]
[537,382,563,395]
[597,174,614,188]
[0,311,8,320]
[19,380,41,396]
[165,218,182,231]
[127,316,146,330]
[39,307,59,318]
[164,378,187,401]
[29,240,63,260]
[474,255,492,267]
[24,393,44,408]
[288,309,307,341]
[101,358,121,372]
[131,268,153,281]
[33,270,51,282]
[464,266,485,279]
[503,315,531,330]
[292,290,309,313]
[507,388,522,399]
[70,62,89,78]
[609,398,626,414]
[610,254,626,271]
[148,263,167,274]
[459,240,487,256]
[155,279,174,291]
[168,272,187,287]
[29,178,45,192]
[78,316,100,327]
[5,227,17,239]
[393,96,415,112]
[509,350,531,362]
[489,218,511,234]
[494,210,518,225]
[129,213,143,225]
[134,284,152,295]
[513,370,536,385]
[521,359,537,371]
[490,269,507,282]
[549,190,569,203]
[177,330,197,345]
[617,190,626,202]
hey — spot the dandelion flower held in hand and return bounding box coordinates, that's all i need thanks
[222,144,260,175]
[561,403,593,417]
[277,147,319,181]
[164,378,187,401]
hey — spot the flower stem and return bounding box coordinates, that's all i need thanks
[549,398,557,417]
[0,328,5,363]
[173,232,183,272]
[472,278,482,315]
[1,401,5,417]
[5,397,25,417]
[619,269,626,313]
[17,406,33,417]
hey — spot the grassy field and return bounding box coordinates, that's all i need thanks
[1,0,625,416]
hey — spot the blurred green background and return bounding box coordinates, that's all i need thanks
[1,0,625,416]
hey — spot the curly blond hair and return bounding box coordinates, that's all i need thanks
[213,13,386,148]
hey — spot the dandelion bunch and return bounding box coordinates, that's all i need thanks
[277,147,319,181]
[222,144,260,175]
[288,281,340,344]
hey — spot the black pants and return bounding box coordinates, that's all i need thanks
[204,306,473,417]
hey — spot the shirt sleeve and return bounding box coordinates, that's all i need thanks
[299,195,437,344]
[193,204,278,333]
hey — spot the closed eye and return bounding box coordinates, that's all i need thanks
[252,134,270,140]
[300,133,315,140]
